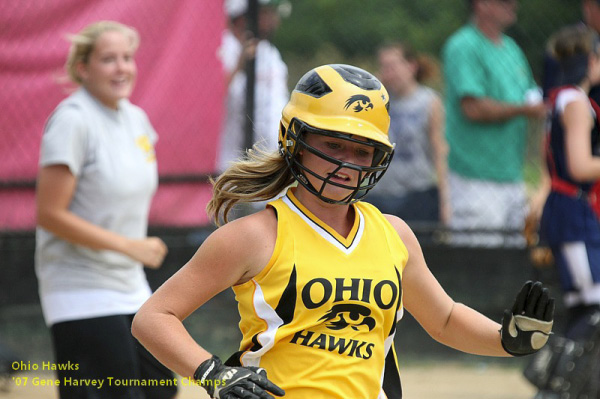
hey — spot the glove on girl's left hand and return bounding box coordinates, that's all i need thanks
[500,281,554,356]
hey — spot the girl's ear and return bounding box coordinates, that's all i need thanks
[75,61,88,83]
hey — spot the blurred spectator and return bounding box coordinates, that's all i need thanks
[366,42,449,226]
[534,25,600,398]
[35,21,175,399]
[217,0,289,173]
[442,0,546,247]
[543,0,600,103]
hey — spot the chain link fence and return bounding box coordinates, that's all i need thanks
[0,0,582,235]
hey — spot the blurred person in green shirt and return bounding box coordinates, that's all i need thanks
[442,0,546,246]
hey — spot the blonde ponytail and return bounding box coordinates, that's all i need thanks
[207,147,294,225]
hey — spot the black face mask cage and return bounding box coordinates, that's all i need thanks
[281,118,394,204]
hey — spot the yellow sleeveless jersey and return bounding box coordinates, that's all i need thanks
[231,189,408,399]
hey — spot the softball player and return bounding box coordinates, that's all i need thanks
[536,25,600,397]
[133,64,554,399]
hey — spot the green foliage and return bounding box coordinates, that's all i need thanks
[274,0,581,85]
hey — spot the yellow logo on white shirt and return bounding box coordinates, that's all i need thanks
[136,135,156,163]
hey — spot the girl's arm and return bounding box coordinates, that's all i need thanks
[387,215,553,357]
[564,98,600,181]
[36,165,167,268]
[131,208,277,378]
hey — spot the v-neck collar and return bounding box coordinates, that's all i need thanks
[282,190,364,255]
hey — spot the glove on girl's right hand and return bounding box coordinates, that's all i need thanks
[193,356,285,398]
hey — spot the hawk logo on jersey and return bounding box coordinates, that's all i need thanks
[318,304,376,331]
[344,95,373,112]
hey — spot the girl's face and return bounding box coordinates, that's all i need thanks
[378,48,417,96]
[300,133,374,201]
[77,30,137,109]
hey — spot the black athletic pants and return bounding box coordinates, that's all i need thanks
[50,314,177,399]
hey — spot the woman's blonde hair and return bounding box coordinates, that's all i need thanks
[206,146,294,225]
[65,21,140,85]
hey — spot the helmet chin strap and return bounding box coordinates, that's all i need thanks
[294,169,359,205]
[295,169,357,205]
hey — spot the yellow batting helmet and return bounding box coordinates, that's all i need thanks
[279,64,395,204]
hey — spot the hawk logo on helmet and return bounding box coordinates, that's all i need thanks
[344,95,374,113]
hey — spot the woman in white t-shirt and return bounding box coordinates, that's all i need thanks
[35,21,175,399]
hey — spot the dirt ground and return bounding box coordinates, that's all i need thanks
[1,362,536,399]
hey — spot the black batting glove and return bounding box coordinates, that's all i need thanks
[500,281,555,356]
[193,356,285,399]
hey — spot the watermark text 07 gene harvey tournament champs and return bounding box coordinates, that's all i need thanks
[10,361,226,390]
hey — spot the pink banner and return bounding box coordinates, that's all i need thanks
[0,0,226,229]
